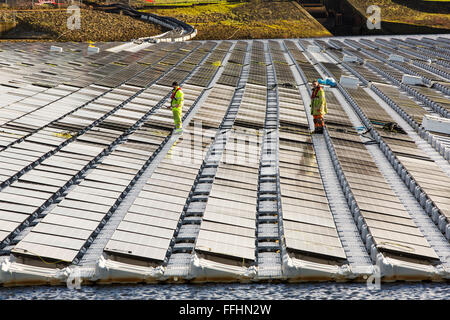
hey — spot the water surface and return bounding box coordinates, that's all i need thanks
[0,282,449,300]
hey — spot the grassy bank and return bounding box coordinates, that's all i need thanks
[348,0,450,30]
[0,8,165,41]
[133,0,227,7]
[142,1,332,40]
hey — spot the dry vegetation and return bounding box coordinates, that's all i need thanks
[348,0,450,29]
[0,9,165,41]
[144,1,332,40]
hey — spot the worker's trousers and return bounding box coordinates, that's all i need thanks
[172,107,182,129]
[313,115,324,129]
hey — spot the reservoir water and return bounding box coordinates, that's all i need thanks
[0,282,449,300]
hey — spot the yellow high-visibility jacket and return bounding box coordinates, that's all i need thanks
[171,86,184,109]
[310,87,328,116]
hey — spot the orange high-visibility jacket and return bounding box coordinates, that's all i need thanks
[310,86,328,116]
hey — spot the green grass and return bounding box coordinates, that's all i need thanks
[140,2,242,14]
[141,1,331,40]
[1,9,165,41]
[348,0,450,29]
[134,0,228,7]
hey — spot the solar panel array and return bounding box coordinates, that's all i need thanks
[196,128,261,264]
[346,86,450,225]
[330,38,450,149]
[302,37,450,263]
[269,41,347,262]
[104,43,236,265]
[321,89,439,260]
[195,43,263,265]
[248,41,267,87]
[0,36,449,283]
[2,42,215,263]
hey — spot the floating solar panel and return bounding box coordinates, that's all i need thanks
[374,83,429,124]
[104,128,211,264]
[95,63,148,88]
[233,84,266,129]
[10,123,169,263]
[195,127,261,263]
[329,129,439,261]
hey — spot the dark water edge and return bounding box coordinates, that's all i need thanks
[0,282,449,300]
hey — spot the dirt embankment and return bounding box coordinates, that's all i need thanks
[0,8,166,41]
[348,0,450,30]
[144,1,332,40]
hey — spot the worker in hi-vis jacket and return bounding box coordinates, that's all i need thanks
[310,80,328,134]
[169,81,184,133]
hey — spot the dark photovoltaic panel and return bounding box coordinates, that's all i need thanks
[95,63,148,88]
[275,72,346,260]
[210,41,231,52]
[91,52,125,66]
[186,64,219,87]
[284,40,320,83]
[7,40,227,264]
[104,127,213,263]
[233,41,248,52]
[347,62,388,84]
[104,86,235,264]
[116,50,149,65]
[322,62,344,79]
[269,40,296,86]
[217,44,247,87]
[321,67,440,261]
[374,83,429,125]
[185,42,235,88]
[279,130,346,261]
[192,85,235,129]
[228,48,247,65]
[126,46,196,88]
[278,87,309,131]
[137,49,171,65]
[344,83,450,223]
[322,91,353,128]
[346,87,394,125]
[157,69,192,87]
[329,129,438,261]
[197,129,262,263]
[12,123,169,262]
[233,84,266,129]
[248,62,267,87]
